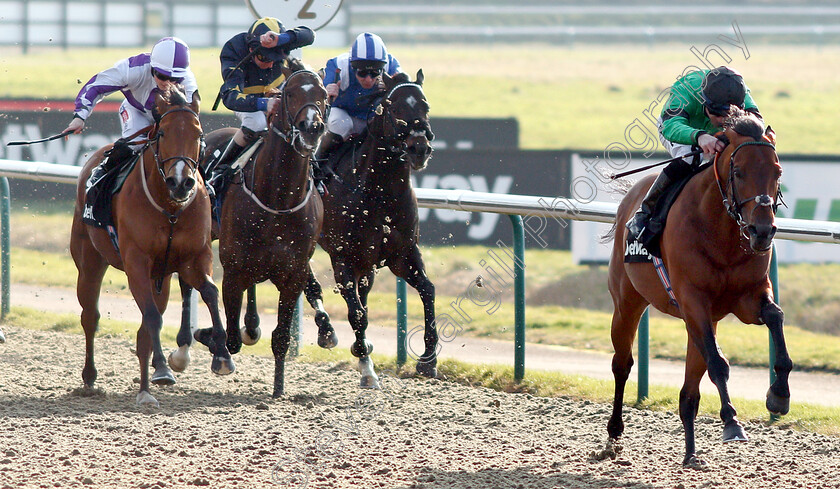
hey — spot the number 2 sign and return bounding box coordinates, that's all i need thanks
[245,0,344,31]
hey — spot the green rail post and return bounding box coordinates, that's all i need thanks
[769,243,779,385]
[1,177,9,319]
[637,308,650,401]
[396,277,407,367]
[509,215,526,382]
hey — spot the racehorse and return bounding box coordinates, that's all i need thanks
[70,86,234,407]
[604,110,791,467]
[308,69,436,388]
[192,60,330,397]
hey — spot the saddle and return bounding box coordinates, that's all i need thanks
[313,135,364,188]
[625,162,710,261]
[81,154,140,230]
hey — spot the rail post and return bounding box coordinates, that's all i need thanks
[1,177,10,319]
[637,308,650,401]
[510,215,526,382]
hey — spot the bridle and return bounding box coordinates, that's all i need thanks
[369,82,433,158]
[270,69,325,158]
[713,139,781,233]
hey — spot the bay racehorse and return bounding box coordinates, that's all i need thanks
[192,60,330,397]
[604,110,791,467]
[308,70,436,388]
[70,86,234,407]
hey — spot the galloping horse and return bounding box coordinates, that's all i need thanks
[70,86,234,407]
[310,70,436,388]
[605,111,791,467]
[192,60,329,397]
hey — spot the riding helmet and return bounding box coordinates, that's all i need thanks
[247,17,285,50]
[701,66,746,114]
[150,37,190,79]
[349,32,388,71]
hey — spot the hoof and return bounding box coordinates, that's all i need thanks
[360,374,381,389]
[722,421,749,443]
[151,367,176,386]
[136,391,160,408]
[766,389,790,416]
[212,356,236,376]
[318,329,339,349]
[683,454,709,470]
[193,327,215,349]
[168,345,191,372]
[0,328,5,343]
[241,326,260,346]
[416,359,438,378]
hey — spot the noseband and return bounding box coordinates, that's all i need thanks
[151,106,203,181]
[371,83,433,157]
[714,140,780,231]
[270,70,325,157]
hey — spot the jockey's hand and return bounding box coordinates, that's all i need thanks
[260,31,279,48]
[697,133,725,157]
[65,117,85,135]
[265,87,281,97]
[325,83,339,99]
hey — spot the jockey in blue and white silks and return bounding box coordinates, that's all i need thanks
[316,32,402,164]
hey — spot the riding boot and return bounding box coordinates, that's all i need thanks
[314,132,342,175]
[208,138,245,196]
[626,171,673,240]
[89,139,134,188]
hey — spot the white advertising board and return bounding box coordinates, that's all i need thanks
[571,153,840,264]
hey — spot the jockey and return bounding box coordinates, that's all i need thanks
[208,17,315,194]
[315,32,402,166]
[626,66,763,241]
[64,37,197,185]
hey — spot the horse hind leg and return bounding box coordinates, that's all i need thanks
[304,266,338,349]
[73,245,109,389]
[168,276,195,372]
[606,301,645,443]
[242,284,261,346]
[761,297,792,415]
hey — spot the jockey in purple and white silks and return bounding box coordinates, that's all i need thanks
[315,32,402,164]
[64,37,197,184]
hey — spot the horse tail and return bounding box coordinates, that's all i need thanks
[600,222,618,244]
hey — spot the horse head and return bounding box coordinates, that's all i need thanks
[717,111,782,252]
[372,69,434,171]
[269,59,328,154]
[151,86,203,203]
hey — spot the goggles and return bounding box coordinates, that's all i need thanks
[356,68,383,79]
[152,70,183,83]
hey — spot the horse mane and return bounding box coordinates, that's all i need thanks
[391,72,411,84]
[286,57,307,73]
[723,108,765,141]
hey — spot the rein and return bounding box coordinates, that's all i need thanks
[137,105,203,293]
[239,69,320,215]
[713,139,779,232]
[371,82,430,157]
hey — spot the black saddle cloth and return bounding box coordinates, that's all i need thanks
[313,135,365,186]
[626,162,710,260]
[81,155,139,229]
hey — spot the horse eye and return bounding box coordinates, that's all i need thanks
[733,167,742,178]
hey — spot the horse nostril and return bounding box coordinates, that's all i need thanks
[184,178,195,191]
[165,177,177,191]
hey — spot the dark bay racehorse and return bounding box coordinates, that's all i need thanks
[604,111,791,467]
[310,70,436,388]
[70,86,233,407]
[192,61,329,397]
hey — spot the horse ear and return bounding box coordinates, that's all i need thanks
[191,90,201,114]
[415,69,424,86]
[764,125,777,145]
[281,63,293,80]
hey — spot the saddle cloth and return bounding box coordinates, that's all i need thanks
[81,155,139,229]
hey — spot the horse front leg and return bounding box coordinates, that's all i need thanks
[336,266,379,389]
[680,343,708,468]
[391,247,438,378]
[181,261,237,377]
[242,284,261,345]
[685,312,747,445]
[168,276,195,372]
[125,260,174,407]
[304,265,338,349]
[761,295,792,415]
[271,290,300,398]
